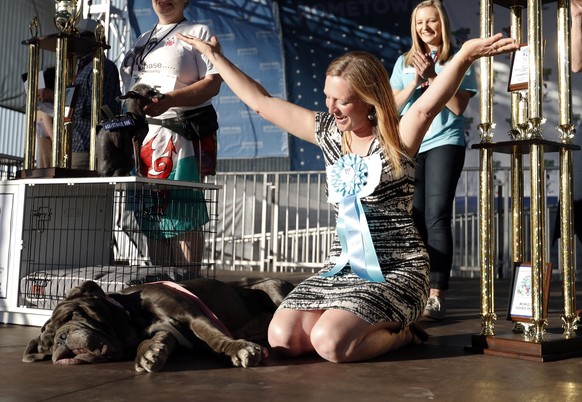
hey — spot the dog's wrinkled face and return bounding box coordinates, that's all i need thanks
[24,281,139,365]
[117,84,164,115]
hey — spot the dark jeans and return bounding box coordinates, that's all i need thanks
[413,145,465,291]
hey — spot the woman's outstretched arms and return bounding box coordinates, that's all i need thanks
[399,33,519,155]
[177,34,318,144]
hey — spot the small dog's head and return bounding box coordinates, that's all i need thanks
[117,84,164,116]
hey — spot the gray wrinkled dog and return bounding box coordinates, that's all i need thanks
[23,277,295,372]
[96,84,163,176]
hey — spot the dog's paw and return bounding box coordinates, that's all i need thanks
[230,343,268,368]
[22,352,51,363]
[134,336,175,373]
[135,342,171,373]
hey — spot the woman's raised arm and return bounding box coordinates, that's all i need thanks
[399,33,519,155]
[177,34,318,144]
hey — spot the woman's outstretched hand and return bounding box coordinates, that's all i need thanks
[177,33,221,57]
[460,33,520,62]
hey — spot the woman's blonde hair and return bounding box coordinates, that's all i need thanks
[326,51,409,176]
[404,0,453,66]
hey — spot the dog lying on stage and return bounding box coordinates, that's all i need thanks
[22,277,294,372]
[96,83,162,177]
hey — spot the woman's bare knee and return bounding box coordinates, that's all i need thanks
[310,326,346,363]
[268,310,321,356]
[268,316,307,356]
[267,321,290,349]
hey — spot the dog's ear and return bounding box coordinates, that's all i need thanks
[117,90,139,101]
[66,281,107,300]
[22,337,51,362]
[22,317,57,362]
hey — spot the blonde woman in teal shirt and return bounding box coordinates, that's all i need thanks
[390,0,477,320]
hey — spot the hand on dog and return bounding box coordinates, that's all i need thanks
[143,94,170,117]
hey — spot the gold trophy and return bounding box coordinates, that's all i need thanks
[19,0,105,177]
[54,1,81,34]
[471,0,582,361]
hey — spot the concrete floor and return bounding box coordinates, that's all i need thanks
[1,273,582,402]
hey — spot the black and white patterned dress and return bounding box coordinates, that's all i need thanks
[279,112,430,325]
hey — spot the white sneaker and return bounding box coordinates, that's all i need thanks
[422,296,446,320]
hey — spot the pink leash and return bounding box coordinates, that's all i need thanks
[150,281,233,337]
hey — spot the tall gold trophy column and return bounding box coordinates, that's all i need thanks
[22,17,41,171]
[526,0,548,343]
[53,31,73,168]
[89,23,107,172]
[53,0,80,169]
[477,0,497,336]
[557,0,578,337]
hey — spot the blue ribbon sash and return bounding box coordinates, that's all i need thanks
[322,154,384,282]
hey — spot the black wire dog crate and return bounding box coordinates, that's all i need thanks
[1,176,219,318]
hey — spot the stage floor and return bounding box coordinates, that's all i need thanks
[1,273,581,402]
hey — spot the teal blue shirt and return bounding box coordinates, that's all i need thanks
[390,52,477,154]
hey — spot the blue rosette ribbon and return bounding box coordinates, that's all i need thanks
[321,154,384,282]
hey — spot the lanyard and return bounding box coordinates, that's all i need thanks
[131,18,186,76]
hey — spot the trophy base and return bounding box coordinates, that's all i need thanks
[467,332,582,362]
[15,167,98,179]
